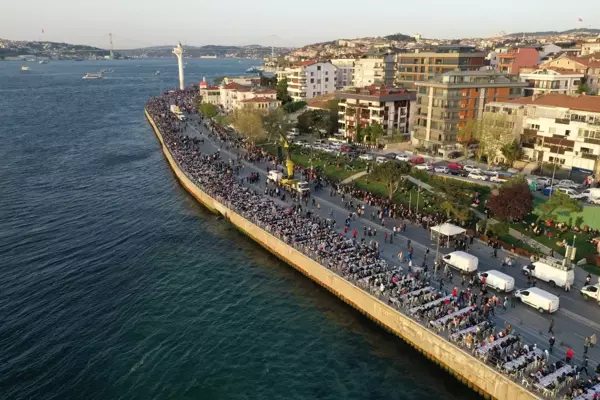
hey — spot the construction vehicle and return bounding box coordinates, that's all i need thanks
[278,134,310,195]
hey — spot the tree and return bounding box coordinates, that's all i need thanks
[537,190,583,222]
[501,140,523,167]
[457,120,478,153]
[487,177,534,220]
[297,110,332,138]
[198,103,217,119]
[276,77,290,103]
[474,113,515,167]
[370,161,412,200]
[262,108,292,143]
[366,121,384,145]
[231,109,266,144]
[283,101,307,113]
[438,183,471,221]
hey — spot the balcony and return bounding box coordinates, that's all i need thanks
[581,153,599,161]
[555,118,570,125]
[522,142,535,149]
[523,128,538,137]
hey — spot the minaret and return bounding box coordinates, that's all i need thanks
[173,42,185,90]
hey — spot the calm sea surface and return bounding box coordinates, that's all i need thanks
[0,59,479,400]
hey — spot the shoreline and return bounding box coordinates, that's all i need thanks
[145,108,540,400]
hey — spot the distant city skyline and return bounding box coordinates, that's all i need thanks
[1,0,598,49]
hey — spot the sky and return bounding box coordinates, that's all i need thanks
[1,0,597,48]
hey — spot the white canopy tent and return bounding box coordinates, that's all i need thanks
[430,223,466,248]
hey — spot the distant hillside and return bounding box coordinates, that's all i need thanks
[0,39,113,59]
[384,33,415,42]
[508,28,600,37]
[119,44,291,59]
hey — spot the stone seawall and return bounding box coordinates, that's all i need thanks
[145,109,540,400]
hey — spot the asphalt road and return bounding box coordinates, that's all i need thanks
[181,115,600,371]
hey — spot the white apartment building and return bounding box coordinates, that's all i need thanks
[519,68,584,96]
[485,93,600,175]
[581,38,600,56]
[285,61,337,102]
[330,59,355,89]
[200,79,279,111]
[352,55,395,88]
[336,86,416,141]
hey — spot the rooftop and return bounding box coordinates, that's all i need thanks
[336,85,415,101]
[306,93,336,110]
[503,93,600,113]
[240,97,279,103]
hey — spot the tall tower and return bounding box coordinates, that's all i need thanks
[173,42,185,90]
[109,33,114,60]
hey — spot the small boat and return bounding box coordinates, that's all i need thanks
[39,60,49,64]
[21,66,30,71]
[155,70,160,75]
[82,72,104,79]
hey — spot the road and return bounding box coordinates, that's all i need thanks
[180,115,600,371]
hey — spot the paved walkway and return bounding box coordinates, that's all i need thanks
[340,171,367,184]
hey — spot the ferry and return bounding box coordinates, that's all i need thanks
[82,72,104,79]
[246,66,262,73]
[21,66,31,71]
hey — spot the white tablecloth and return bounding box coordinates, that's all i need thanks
[536,365,574,389]
[573,383,600,400]
[476,334,515,356]
[409,295,453,315]
[399,286,433,301]
[502,348,543,372]
[449,321,489,342]
[431,306,474,327]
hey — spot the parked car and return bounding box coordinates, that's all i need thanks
[434,166,449,174]
[535,177,553,187]
[359,154,374,161]
[385,152,398,159]
[580,188,600,203]
[448,151,463,159]
[395,154,410,162]
[375,156,387,163]
[414,163,432,171]
[463,165,480,173]
[490,172,513,183]
[468,171,489,181]
[558,188,586,200]
[558,179,580,189]
[410,156,425,164]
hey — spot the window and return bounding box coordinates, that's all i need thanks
[325,78,329,82]
[317,66,321,71]
[311,72,314,76]
[565,130,571,136]
[530,124,540,130]
[310,78,314,83]
[325,71,328,75]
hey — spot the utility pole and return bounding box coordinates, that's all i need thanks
[109,33,114,60]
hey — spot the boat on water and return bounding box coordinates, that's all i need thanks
[82,72,104,79]
[155,70,160,75]
[21,66,31,71]
[39,60,49,64]
[246,66,263,73]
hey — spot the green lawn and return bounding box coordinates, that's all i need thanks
[353,177,441,213]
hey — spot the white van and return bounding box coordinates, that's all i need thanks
[267,170,283,183]
[514,287,560,313]
[580,284,600,304]
[478,270,515,292]
[522,260,574,290]
[443,251,478,274]
[580,188,600,204]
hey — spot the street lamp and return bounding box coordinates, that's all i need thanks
[434,232,441,279]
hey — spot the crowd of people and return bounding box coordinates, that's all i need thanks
[147,88,599,400]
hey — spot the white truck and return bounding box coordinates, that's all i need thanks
[477,270,515,292]
[442,251,478,274]
[580,284,600,303]
[514,287,560,313]
[170,104,186,121]
[522,259,574,290]
[267,170,283,183]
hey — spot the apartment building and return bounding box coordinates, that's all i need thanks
[200,79,279,111]
[352,54,395,87]
[412,71,528,149]
[497,47,539,74]
[336,86,416,141]
[330,58,355,89]
[519,68,584,96]
[581,38,600,56]
[485,93,600,175]
[541,54,600,94]
[395,46,486,88]
[284,61,337,102]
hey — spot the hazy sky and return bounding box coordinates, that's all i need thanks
[1,0,596,48]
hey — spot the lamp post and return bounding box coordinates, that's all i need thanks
[434,232,441,279]
[548,137,568,197]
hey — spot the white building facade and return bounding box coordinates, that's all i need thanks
[352,55,395,88]
[486,94,600,175]
[285,61,337,102]
[330,59,355,89]
[519,68,583,96]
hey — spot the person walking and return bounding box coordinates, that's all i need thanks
[585,336,591,354]
[407,239,411,249]
[549,336,556,354]
[548,318,555,334]
[503,296,509,311]
[581,355,590,376]
[591,333,597,348]
[566,348,574,364]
